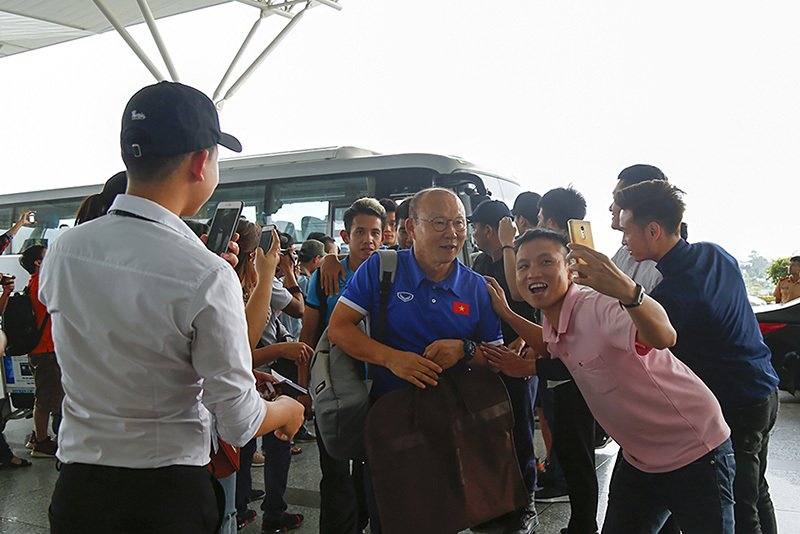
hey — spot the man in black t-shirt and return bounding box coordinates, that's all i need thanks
[469,199,539,533]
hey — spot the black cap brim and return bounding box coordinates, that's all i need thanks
[220,132,242,153]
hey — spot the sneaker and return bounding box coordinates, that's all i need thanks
[249,489,266,503]
[31,437,57,458]
[293,425,316,443]
[252,452,265,467]
[534,485,569,503]
[236,509,258,530]
[25,430,36,450]
[261,512,304,533]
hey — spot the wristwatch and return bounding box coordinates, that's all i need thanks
[461,339,477,364]
[620,283,645,309]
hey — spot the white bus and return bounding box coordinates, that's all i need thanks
[0,146,521,286]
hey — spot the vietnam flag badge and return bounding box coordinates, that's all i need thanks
[453,302,470,316]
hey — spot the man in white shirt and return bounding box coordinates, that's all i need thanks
[609,164,667,292]
[40,81,303,533]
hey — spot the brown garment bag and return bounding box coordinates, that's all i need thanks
[365,368,528,534]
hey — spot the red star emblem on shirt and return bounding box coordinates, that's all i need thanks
[453,302,470,316]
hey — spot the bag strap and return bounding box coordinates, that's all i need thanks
[24,285,51,344]
[375,250,398,342]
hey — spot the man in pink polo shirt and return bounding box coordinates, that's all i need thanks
[482,228,734,534]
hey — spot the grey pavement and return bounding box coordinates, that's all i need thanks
[2,392,800,533]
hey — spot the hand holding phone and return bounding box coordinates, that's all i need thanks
[206,201,244,255]
[259,224,277,253]
[567,220,594,267]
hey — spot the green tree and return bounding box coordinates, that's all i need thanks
[767,257,791,285]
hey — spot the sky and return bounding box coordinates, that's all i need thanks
[1,0,798,262]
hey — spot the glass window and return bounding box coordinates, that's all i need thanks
[192,183,267,225]
[267,176,369,244]
[0,197,83,254]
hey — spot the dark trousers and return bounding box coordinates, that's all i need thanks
[50,462,223,534]
[721,390,779,534]
[602,439,735,534]
[502,375,539,494]
[539,384,566,485]
[316,420,369,534]
[261,431,292,520]
[235,438,257,515]
[553,380,598,534]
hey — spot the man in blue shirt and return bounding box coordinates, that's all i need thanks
[299,197,385,534]
[329,188,506,533]
[615,180,780,534]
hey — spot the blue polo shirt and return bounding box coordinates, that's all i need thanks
[306,257,356,326]
[650,239,779,409]
[338,248,504,398]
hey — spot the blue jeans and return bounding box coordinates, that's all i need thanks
[602,438,735,534]
[218,473,236,534]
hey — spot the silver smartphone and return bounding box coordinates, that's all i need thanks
[206,201,244,255]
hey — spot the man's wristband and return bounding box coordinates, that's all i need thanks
[501,245,514,251]
[287,286,302,295]
[619,283,644,309]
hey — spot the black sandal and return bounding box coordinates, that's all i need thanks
[0,456,32,469]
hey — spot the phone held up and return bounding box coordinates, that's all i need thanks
[567,219,595,267]
[259,224,277,253]
[27,212,35,224]
[205,201,243,255]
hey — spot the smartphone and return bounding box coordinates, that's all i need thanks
[1,273,15,285]
[259,224,277,252]
[567,219,595,249]
[27,212,35,223]
[567,220,594,266]
[206,201,244,255]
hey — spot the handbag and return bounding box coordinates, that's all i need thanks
[365,368,528,534]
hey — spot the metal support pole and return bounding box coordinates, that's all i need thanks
[136,0,180,81]
[213,13,266,101]
[91,0,165,81]
[217,6,308,106]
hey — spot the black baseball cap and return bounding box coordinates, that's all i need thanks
[512,191,542,222]
[121,81,242,158]
[468,199,512,226]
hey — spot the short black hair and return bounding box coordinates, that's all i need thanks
[614,180,685,236]
[513,228,569,254]
[512,191,542,222]
[395,198,410,221]
[617,164,666,187]
[791,256,800,263]
[379,198,397,214]
[343,198,386,233]
[20,245,46,274]
[537,187,587,231]
[307,232,336,249]
[122,145,216,183]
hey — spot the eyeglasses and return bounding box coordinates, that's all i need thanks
[415,217,467,233]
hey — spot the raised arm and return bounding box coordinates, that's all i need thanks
[567,244,676,349]
[498,217,524,302]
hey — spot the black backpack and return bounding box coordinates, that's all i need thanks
[2,287,49,356]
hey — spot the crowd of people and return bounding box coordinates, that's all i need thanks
[0,79,788,534]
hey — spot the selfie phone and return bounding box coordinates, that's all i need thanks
[1,273,15,285]
[206,201,244,255]
[567,219,595,266]
[27,212,35,223]
[259,224,277,252]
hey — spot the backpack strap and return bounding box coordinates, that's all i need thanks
[375,250,398,342]
[25,285,51,344]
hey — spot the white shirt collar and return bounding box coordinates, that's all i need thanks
[108,194,200,243]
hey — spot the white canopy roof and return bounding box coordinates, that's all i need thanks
[0,0,341,105]
[0,1,228,58]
